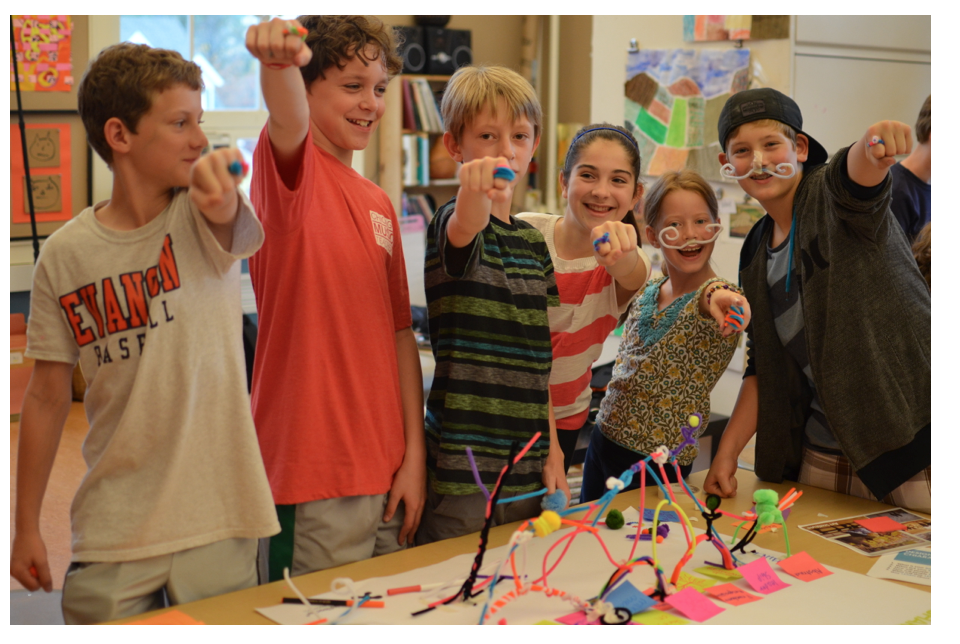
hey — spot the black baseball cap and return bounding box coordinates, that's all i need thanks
[718,88,829,168]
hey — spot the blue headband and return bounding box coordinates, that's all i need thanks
[570,126,639,151]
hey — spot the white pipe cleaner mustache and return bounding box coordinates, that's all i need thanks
[720,150,796,181]
[658,222,723,250]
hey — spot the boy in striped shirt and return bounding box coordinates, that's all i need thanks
[416,65,569,545]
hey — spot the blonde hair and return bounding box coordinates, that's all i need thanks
[643,170,719,230]
[441,65,542,144]
[724,118,797,154]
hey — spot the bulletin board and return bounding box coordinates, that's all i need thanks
[9,112,90,239]
[9,15,89,111]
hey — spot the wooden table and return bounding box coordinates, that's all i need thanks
[110,469,930,624]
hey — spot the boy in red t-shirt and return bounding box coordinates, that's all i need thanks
[245,16,425,580]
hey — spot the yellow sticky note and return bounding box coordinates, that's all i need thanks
[535,620,562,625]
[675,571,718,592]
[694,565,743,581]
[632,610,691,625]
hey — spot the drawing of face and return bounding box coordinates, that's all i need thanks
[30,132,57,162]
[30,176,61,211]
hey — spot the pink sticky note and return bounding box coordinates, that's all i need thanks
[738,557,791,595]
[778,551,833,582]
[855,516,907,533]
[664,587,724,623]
[555,611,599,625]
[705,583,762,606]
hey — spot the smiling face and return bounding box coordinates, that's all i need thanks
[720,121,808,206]
[445,98,539,181]
[125,83,207,190]
[560,138,642,236]
[306,44,389,165]
[646,188,719,279]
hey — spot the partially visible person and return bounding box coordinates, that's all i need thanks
[890,95,931,242]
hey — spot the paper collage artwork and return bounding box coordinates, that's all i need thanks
[624,48,750,178]
[11,16,74,91]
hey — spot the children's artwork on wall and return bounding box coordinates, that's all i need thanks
[624,48,750,179]
[683,16,790,42]
[10,16,74,92]
[9,114,90,238]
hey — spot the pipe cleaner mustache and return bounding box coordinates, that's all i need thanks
[658,222,723,250]
[720,150,796,181]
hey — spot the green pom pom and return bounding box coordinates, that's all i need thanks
[606,509,625,530]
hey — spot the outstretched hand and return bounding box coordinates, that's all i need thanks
[245,17,312,68]
[592,220,638,268]
[708,288,752,338]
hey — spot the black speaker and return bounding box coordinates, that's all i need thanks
[423,27,472,75]
[394,25,426,74]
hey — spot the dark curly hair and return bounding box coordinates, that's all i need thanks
[297,15,402,86]
[78,43,202,166]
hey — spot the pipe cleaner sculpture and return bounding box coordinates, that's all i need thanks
[719,150,796,181]
[289,414,802,625]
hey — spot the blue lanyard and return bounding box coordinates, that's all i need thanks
[784,209,797,295]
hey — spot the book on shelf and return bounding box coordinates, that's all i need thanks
[402,133,431,188]
[402,192,436,223]
[402,77,444,134]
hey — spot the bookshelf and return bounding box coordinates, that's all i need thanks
[379,74,458,221]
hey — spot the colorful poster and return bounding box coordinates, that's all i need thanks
[10,123,74,223]
[11,15,74,92]
[624,48,750,178]
[683,16,790,42]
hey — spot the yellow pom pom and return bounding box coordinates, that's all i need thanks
[533,511,562,537]
[688,414,700,428]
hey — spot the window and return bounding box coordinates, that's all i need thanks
[121,15,263,111]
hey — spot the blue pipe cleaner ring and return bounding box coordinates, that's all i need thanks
[228,159,248,177]
[593,231,610,252]
[493,165,515,181]
[867,136,885,147]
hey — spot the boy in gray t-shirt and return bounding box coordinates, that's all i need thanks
[10,43,279,624]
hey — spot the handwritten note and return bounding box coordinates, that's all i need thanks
[705,583,762,606]
[778,551,833,582]
[694,565,743,581]
[664,587,724,622]
[855,516,907,533]
[675,571,718,592]
[605,580,658,614]
[738,557,791,594]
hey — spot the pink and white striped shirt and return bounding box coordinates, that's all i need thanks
[516,213,632,429]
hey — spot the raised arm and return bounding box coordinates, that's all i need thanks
[846,120,913,188]
[246,18,313,182]
[445,154,512,248]
[10,359,75,592]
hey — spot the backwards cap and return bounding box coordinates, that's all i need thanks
[718,87,829,168]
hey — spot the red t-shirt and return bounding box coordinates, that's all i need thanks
[249,127,412,504]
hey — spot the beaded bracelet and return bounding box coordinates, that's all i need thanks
[706,282,739,307]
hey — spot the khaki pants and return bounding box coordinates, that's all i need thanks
[261,493,406,582]
[61,538,257,625]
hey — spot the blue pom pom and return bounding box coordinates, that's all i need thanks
[541,489,569,512]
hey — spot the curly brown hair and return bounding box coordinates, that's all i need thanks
[912,223,931,287]
[297,15,402,86]
[78,43,202,166]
